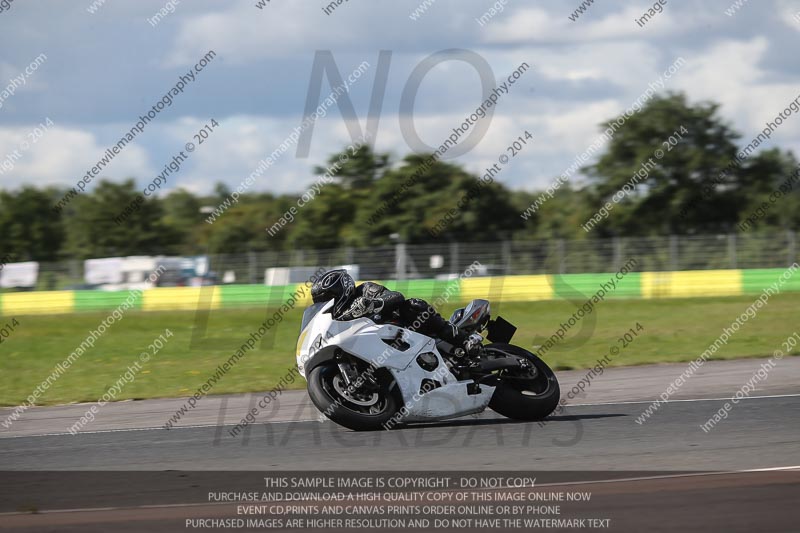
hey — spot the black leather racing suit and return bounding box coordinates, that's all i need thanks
[337,282,468,346]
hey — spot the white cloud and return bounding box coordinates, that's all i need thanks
[776,0,800,30]
[4,0,800,200]
[482,5,702,45]
[0,125,151,190]
[165,1,356,66]
[673,37,800,139]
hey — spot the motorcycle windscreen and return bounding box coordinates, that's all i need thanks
[300,302,328,332]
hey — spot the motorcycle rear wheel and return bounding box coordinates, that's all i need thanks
[486,343,560,421]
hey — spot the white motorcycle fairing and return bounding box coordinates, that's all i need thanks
[296,299,495,422]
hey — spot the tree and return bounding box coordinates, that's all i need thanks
[353,154,522,245]
[516,185,594,240]
[0,186,64,261]
[204,198,292,254]
[161,189,204,253]
[584,92,742,235]
[3,98,798,263]
[736,149,800,230]
[314,144,389,190]
[62,179,177,258]
[289,184,359,249]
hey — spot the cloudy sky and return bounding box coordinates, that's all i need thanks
[1,0,800,197]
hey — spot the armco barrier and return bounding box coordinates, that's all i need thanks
[462,274,553,302]
[0,268,798,316]
[640,269,742,299]
[554,272,642,299]
[73,290,143,312]
[741,268,800,294]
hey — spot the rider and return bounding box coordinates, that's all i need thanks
[310,269,482,353]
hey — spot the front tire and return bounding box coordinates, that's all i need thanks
[307,361,400,431]
[487,343,560,421]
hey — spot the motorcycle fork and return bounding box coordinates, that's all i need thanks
[337,361,356,386]
[336,354,380,392]
[336,350,371,388]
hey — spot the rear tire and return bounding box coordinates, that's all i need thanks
[487,343,560,421]
[307,362,400,431]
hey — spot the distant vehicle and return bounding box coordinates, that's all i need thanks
[0,261,39,289]
[85,256,214,290]
[434,264,504,280]
[266,264,359,286]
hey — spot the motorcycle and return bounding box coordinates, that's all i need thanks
[296,298,560,431]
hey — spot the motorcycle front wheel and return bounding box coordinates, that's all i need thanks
[307,361,401,431]
[486,343,560,421]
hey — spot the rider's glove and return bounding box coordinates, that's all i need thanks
[464,333,484,355]
[342,297,383,319]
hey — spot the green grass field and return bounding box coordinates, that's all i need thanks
[1,294,797,406]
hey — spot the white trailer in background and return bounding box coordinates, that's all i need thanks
[85,256,166,290]
[84,257,125,286]
[0,262,39,289]
[84,256,210,290]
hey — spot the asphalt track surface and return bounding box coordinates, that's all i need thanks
[1,356,799,531]
[2,393,799,471]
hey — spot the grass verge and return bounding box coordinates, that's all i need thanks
[0,293,796,406]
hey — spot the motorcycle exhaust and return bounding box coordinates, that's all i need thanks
[475,357,524,372]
